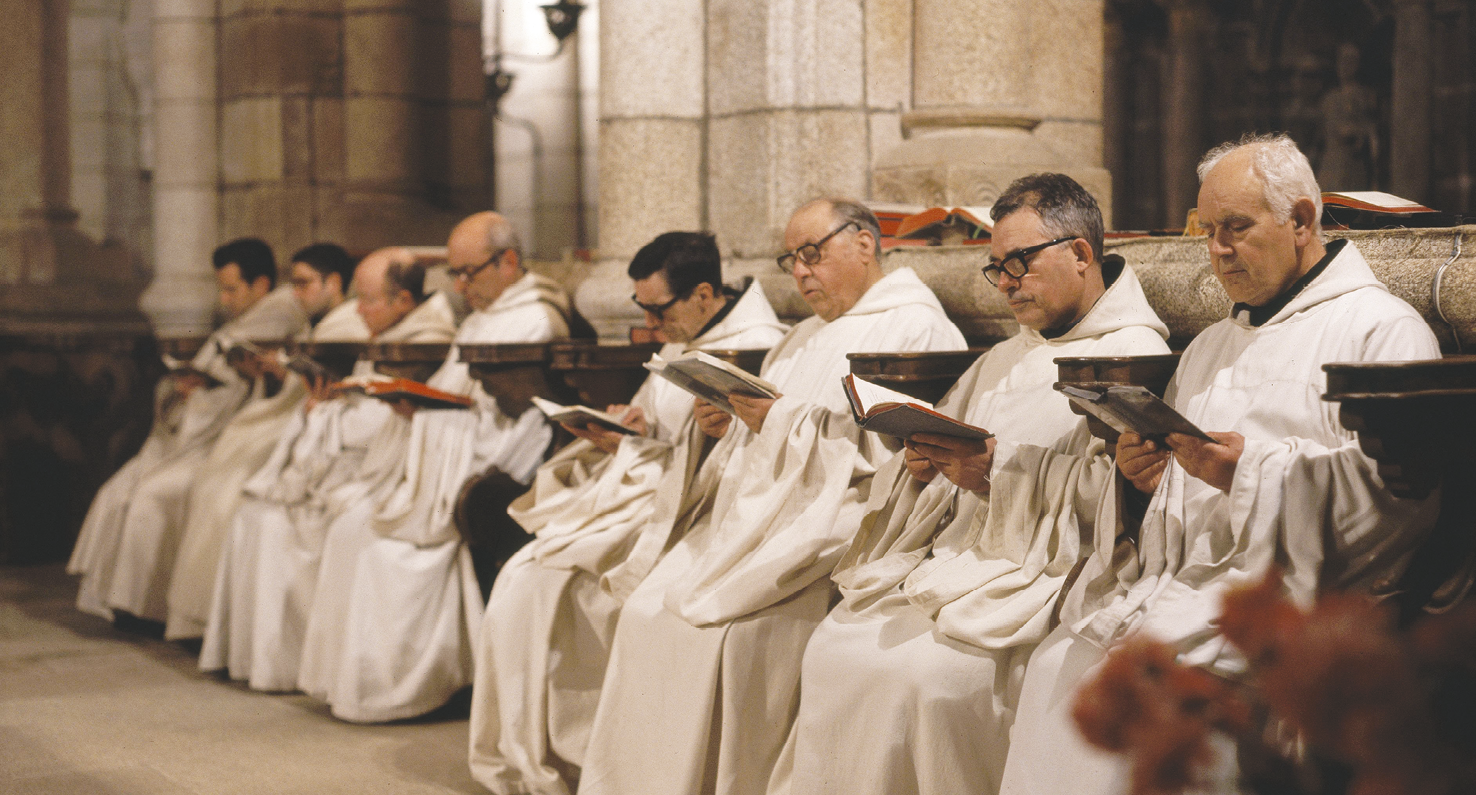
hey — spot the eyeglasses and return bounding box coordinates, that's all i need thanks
[981,236,1076,286]
[631,293,684,320]
[448,249,509,282]
[777,221,857,274]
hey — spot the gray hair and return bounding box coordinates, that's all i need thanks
[1197,133,1322,236]
[484,214,524,266]
[825,198,884,261]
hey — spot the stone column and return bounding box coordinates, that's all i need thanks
[0,0,74,291]
[873,0,1112,218]
[1390,0,1433,202]
[491,0,585,259]
[1159,0,1210,227]
[140,0,219,335]
[579,0,706,338]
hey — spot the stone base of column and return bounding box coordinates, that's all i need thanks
[319,191,467,253]
[1,219,150,334]
[873,118,1112,220]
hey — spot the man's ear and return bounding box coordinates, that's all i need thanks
[854,227,876,257]
[1069,238,1094,273]
[325,272,343,297]
[691,281,715,302]
[251,275,273,295]
[1290,197,1319,245]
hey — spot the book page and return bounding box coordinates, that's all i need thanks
[846,375,929,414]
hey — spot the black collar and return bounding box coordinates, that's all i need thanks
[1231,238,1344,327]
[692,279,745,340]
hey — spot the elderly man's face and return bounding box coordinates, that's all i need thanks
[782,204,876,322]
[216,263,270,319]
[988,209,1096,332]
[1197,151,1304,306]
[354,267,412,337]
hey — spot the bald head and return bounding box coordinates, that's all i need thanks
[355,247,422,336]
[449,212,525,311]
[781,198,884,321]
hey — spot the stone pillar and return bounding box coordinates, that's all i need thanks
[1159,0,1210,227]
[579,0,706,337]
[2,0,147,332]
[0,0,74,290]
[1390,0,1433,202]
[217,0,343,258]
[491,0,586,259]
[873,0,1112,218]
[140,0,219,335]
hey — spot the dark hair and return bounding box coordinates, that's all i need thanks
[290,243,355,291]
[825,198,883,261]
[990,174,1106,262]
[212,238,277,289]
[627,232,723,298]
[384,258,428,304]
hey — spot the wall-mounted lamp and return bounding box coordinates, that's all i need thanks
[485,1,586,107]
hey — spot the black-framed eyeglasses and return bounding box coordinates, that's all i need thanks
[631,292,685,319]
[448,249,509,282]
[777,221,857,274]
[981,236,1076,286]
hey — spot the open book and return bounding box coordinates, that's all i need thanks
[895,206,993,243]
[1056,384,1210,442]
[334,374,473,409]
[1321,191,1454,230]
[531,396,638,435]
[842,374,992,441]
[643,351,779,415]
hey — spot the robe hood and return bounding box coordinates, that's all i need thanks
[487,270,571,318]
[1231,239,1383,330]
[689,279,789,348]
[838,266,950,320]
[309,298,371,342]
[1020,259,1169,346]
[375,291,458,343]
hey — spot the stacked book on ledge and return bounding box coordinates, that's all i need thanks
[1319,191,1457,230]
[868,203,993,247]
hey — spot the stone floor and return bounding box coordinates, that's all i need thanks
[0,564,483,795]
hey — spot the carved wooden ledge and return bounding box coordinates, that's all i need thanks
[1323,356,1476,619]
[549,340,663,409]
[289,340,366,381]
[457,343,564,417]
[847,349,989,404]
[1053,353,1183,453]
[365,341,451,382]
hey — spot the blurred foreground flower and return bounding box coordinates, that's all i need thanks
[1072,570,1476,795]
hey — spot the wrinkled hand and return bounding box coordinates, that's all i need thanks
[563,405,646,454]
[906,432,995,494]
[902,446,938,483]
[729,393,779,434]
[1117,432,1171,495]
[1165,431,1244,493]
[694,399,731,439]
[304,374,335,410]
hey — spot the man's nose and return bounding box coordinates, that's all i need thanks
[644,312,661,329]
[993,271,1022,292]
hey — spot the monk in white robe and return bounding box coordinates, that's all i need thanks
[199,248,457,689]
[1000,136,1441,795]
[469,232,788,795]
[298,212,571,722]
[70,239,308,622]
[578,199,967,795]
[777,175,1170,795]
[165,243,367,640]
